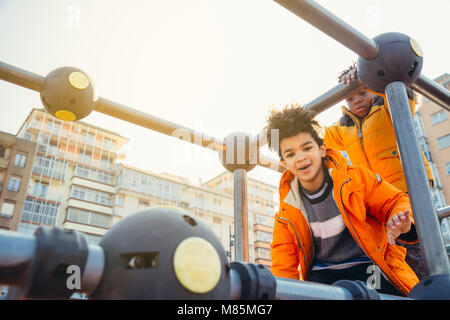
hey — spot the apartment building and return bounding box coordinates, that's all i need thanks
[203,172,279,267]
[0,131,36,231]
[16,108,128,244]
[415,73,450,241]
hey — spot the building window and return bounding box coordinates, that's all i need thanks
[32,182,48,198]
[431,110,447,125]
[437,134,450,150]
[67,207,111,229]
[21,197,58,226]
[0,201,15,218]
[446,162,450,175]
[7,176,21,192]
[115,195,124,207]
[71,185,113,206]
[139,199,150,207]
[14,152,27,168]
[0,146,5,158]
[213,217,222,224]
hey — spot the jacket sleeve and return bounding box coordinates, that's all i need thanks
[324,124,345,151]
[360,166,414,225]
[270,212,300,280]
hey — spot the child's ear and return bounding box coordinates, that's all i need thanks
[319,144,327,158]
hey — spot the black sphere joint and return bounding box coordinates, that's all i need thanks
[40,67,97,121]
[408,274,450,300]
[357,32,423,93]
[220,132,258,172]
[90,207,230,300]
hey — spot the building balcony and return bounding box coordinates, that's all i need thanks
[254,258,271,267]
[0,157,8,169]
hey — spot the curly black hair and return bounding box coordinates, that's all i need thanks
[265,103,324,159]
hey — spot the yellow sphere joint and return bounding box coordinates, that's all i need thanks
[69,71,90,90]
[410,37,423,58]
[173,237,221,294]
[55,110,76,121]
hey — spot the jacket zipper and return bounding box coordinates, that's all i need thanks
[345,109,373,171]
[277,216,310,280]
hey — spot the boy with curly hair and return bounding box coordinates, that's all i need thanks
[267,104,419,296]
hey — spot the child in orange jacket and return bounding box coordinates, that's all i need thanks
[266,104,419,296]
[324,64,429,281]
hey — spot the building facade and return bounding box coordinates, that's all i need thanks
[203,172,279,267]
[0,131,36,231]
[415,73,450,242]
[16,108,128,244]
[14,108,280,266]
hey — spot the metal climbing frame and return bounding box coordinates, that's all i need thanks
[1,0,450,298]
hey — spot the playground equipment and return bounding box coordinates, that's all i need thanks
[1,0,450,299]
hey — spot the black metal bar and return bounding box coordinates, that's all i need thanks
[385,81,450,276]
[411,74,450,112]
[273,0,379,60]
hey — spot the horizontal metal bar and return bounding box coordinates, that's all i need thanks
[274,277,354,300]
[94,97,225,152]
[230,268,410,300]
[273,0,379,60]
[305,78,365,115]
[0,61,44,92]
[411,74,450,112]
[438,206,450,220]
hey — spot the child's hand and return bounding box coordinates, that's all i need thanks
[340,68,358,84]
[387,210,412,246]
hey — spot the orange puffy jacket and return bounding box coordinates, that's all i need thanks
[324,92,434,193]
[270,149,419,296]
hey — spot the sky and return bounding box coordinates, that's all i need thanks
[0,0,449,187]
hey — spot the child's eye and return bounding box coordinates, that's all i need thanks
[286,152,294,158]
[359,91,367,97]
[347,97,353,102]
[304,147,312,152]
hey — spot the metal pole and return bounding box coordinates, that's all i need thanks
[305,78,366,115]
[385,81,450,276]
[229,268,410,300]
[411,74,450,112]
[273,0,379,60]
[233,168,249,262]
[437,206,450,220]
[0,61,44,92]
[94,97,224,152]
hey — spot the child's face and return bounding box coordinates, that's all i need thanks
[280,132,327,192]
[346,89,376,118]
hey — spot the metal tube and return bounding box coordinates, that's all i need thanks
[274,277,353,300]
[305,78,365,115]
[94,97,224,152]
[82,244,105,296]
[411,74,450,112]
[385,81,450,276]
[437,206,450,220]
[273,0,379,60]
[0,230,36,287]
[229,268,242,300]
[233,169,249,262]
[0,61,44,92]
